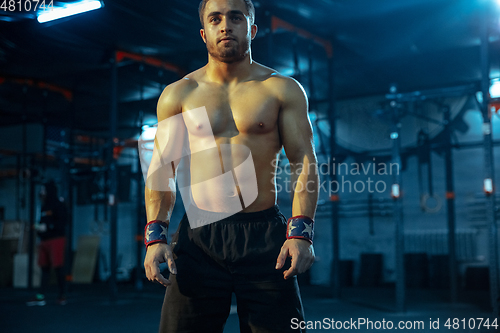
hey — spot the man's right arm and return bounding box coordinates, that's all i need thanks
[144,81,186,287]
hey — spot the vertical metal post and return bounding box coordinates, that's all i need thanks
[480,3,499,316]
[68,86,76,272]
[308,42,315,107]
[109,52,119,300]
[390,96,405,313]
[22,86,28,216]
[22,86,34,290]
[292,36,301,82]
[62,97,75,284]
[328,56,340,299]
[41,91,48,175]
[266,10,273,68]
[135,140,144,291]
[368,193,374,235]
[135,66,145,291]
[16,154,21,220]
[65,151,74,284]
[443,106,458,303]
[28,156,36,290]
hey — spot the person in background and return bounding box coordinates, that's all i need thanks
[27,180,68,306]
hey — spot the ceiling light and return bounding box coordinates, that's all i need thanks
[490,78,500,99]
[140,125,157,141]
[391,184,400,199]
[37,0,103,23]
[484,178,493,195]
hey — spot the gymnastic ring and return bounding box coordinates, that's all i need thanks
[420,193,442,213]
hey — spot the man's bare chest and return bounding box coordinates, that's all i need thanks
[182,84,280,136]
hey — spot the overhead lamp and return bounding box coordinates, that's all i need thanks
[141,125,158,141]
[391,184,400,199]
[484,178,494,195]
[37,0,103,23]
[490,78,500,99]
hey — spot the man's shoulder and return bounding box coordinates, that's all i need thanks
[254,63,303,91]
[253,62,283,81]
[162,75,199,96]
[252,64,305,102]
[157,74,200,117]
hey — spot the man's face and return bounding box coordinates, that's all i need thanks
[200,0,257,64]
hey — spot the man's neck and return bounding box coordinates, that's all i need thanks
[205,55,253,85]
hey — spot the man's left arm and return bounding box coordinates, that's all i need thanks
[275,77,319,279]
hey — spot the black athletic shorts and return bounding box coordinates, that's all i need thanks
[159,205,306,333]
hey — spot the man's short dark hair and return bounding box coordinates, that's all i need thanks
[198,0,255,28]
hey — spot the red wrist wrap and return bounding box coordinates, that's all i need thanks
[286,215,314,244]
[144,220,169,247]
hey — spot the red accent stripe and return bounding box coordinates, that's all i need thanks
[286,216,314,244]
[115,50,185,76]
[271,16,333,58]
[330,194,340,202]
[287,236,313,244]
[145,239,168,247]
[145,219,168,228]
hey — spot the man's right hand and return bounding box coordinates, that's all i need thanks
[144,242,177,287]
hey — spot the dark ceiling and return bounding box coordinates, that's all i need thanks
[1,0,499,137]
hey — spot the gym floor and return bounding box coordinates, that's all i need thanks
[0,281,493,333]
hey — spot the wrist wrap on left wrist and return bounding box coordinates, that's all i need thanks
[286,215,314,244]
[144,220,169,247]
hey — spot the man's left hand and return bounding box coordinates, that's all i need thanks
[275,239,315,279]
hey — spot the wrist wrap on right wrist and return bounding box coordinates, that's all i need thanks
[286,215,314,244]
[144,220,169,247]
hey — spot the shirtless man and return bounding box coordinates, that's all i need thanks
[143,0,319,331]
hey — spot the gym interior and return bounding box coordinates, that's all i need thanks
[0,0,499,332]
